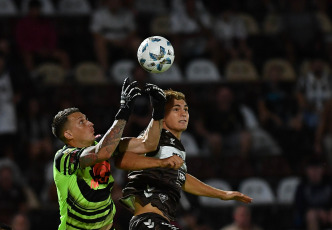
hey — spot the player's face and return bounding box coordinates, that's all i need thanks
[164,99,189,137]
[65,112,95,147]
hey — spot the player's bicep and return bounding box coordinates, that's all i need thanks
[118,137,147,155]
[54,148,83,176]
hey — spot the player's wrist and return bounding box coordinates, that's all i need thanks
[115,107,130,121]
[158,159,164,168]
[152,104,165,120]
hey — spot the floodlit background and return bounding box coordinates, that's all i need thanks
[1,0,332,229]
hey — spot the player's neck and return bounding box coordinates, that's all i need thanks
[67,140,93,148]
[166,129,182,140]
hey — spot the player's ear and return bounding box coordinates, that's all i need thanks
[64,130,73,140]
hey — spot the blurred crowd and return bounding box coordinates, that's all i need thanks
[2,0,332,229]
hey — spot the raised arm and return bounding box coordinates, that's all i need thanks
[119,119,163,154]
[183,173,252,204]
[118,83,166,154]
[79,78,141,168]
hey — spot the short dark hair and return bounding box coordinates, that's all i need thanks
[52,107,80,142]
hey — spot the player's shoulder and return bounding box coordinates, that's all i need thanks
[54,146,83,175]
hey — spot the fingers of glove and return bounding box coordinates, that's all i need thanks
[144,83,166,100]
[124,80,139,94]
[152,86,166,101]
[143,83,155,93]
[122,77,130,92]
[127,87,142,101]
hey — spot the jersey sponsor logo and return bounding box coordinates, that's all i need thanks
[143,219,155,228]
[176,170,186,187]
[170,138,175,145]
[159,193,168,203]
[90,161,111,185]
[144,185,154,198]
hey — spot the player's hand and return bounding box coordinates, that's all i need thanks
[160,155,184,169]
[144,83,166,120]
[222,191,253,204]
[115,77,141,121]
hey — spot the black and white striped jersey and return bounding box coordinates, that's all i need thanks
[120,129,187,221]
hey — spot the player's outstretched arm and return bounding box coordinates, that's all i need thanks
[182,173,252,204]
[119,119,163,155]
[118,83,166,154]
[115,152,183,170]
[79,78,141,168]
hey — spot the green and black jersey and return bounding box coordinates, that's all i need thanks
[53,144,116,230]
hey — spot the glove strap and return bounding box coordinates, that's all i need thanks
[115,107,130,121]
[152,105,165,120]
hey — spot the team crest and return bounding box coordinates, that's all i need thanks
[170,138,175,145]
[159,193,168,203]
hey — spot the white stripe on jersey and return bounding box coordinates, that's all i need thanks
[149,146,187,171]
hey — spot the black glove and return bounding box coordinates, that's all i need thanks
[115,77,141,121]
[144,83,166,120]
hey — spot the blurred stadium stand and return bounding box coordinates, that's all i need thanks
[1,0,332,229]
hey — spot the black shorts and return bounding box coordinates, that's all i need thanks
[129,213,181,230]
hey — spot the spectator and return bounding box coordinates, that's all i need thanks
[257,63,298,152]
[170,0,213,65]
[220,205,263,230]
[281,0,323,64]
[0,161,27,225]
[179,210,213,230]
[295,58,332,131]
[211,3,252,66]
[90,0,140,71]
[11,213,30,230]
[294,157,332,230]
[316,98,332,167]
[194,86,251,158]
[0,52,18,159]
[15,0,70,73]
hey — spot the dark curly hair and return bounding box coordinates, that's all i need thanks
[51,107,80,142]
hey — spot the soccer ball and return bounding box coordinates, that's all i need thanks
[137,36,175,73]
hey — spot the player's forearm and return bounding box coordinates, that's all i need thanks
[119,119,163,154]
[142,119,163,151]
[80,120,126,168]
[115,151,162,170]
[182,173,227,199]
[98,119,126,155]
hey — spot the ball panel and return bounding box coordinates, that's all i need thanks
[137,36,174,74]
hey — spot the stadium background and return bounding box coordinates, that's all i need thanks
[1,0,332,229]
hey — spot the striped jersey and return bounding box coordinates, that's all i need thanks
[53,143,116,230]
[120,129,187,221]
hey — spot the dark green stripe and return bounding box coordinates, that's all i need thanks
[67,222,100,230]
[55,150,65,172]
[67,193,110,211]
[68,208,111,224]
[67,195,113,216]
[64,154,70,175]
[77,178,113,202]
